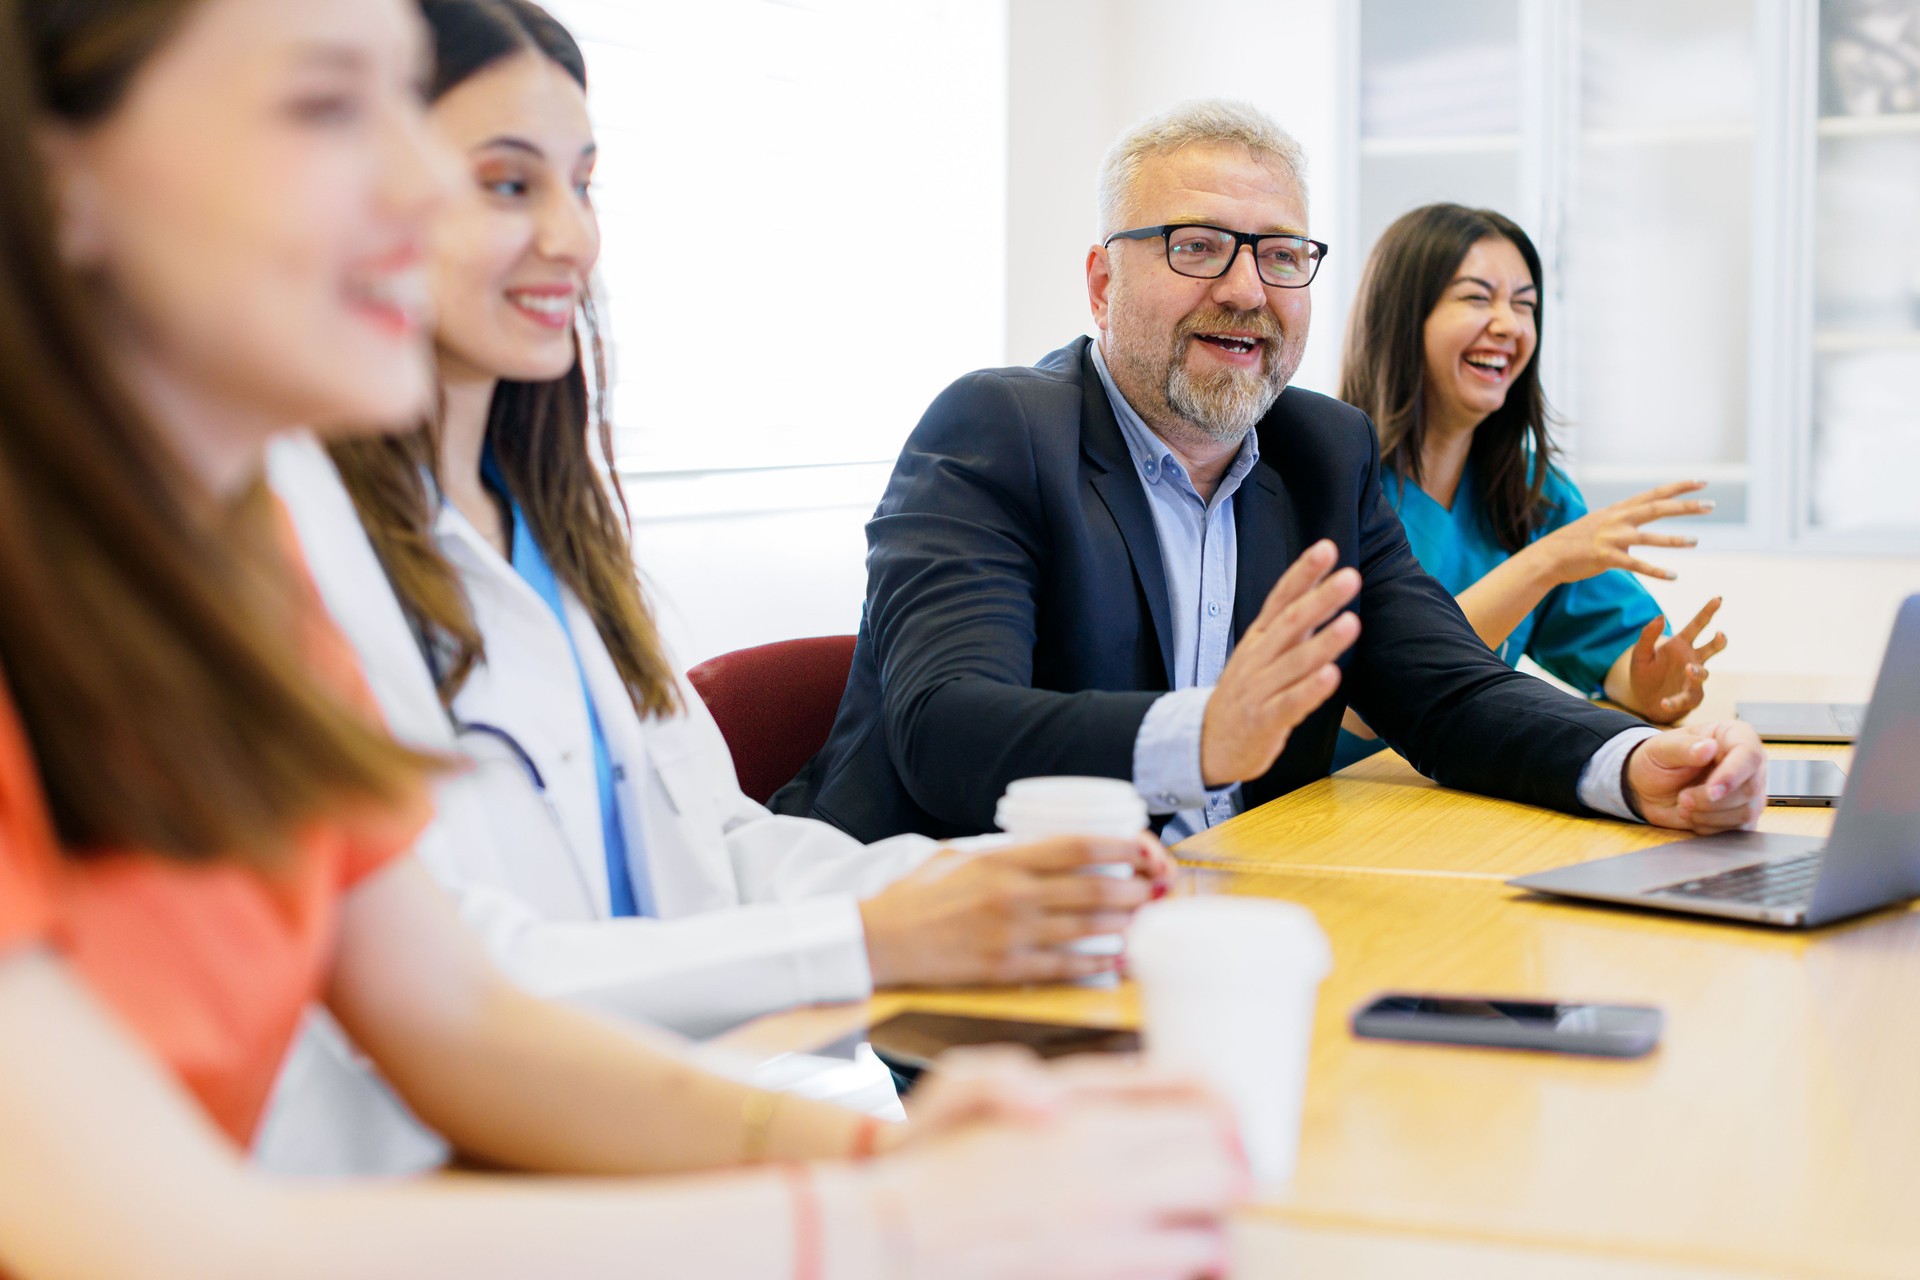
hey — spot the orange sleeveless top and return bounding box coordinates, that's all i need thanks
[0,509,427,1146]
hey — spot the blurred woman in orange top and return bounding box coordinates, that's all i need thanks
[0,1,1242,1277]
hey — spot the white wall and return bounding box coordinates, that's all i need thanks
[635,504,875,670]
[1004,0,1348,392]
[625,465,885,668]
[1640,553,1916,680]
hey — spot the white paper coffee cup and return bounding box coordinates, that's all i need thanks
[995,776,1148,975]
[1126,896,1331,1190]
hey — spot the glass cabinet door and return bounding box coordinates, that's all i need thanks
[1807,0,1920,537]
[1356,0,1524,260]
[1560,0,1762,530]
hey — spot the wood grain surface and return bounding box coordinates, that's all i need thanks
[711,674,1910,1276]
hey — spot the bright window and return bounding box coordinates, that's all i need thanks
[545,0,1009,475]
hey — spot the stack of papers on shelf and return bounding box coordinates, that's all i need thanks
[1813,348,1920,532]
[1580,27,1755,133]
[1361,43,1519,138]
[1814,137,1920,330]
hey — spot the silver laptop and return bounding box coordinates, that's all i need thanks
[1734,700,1867,744]
[1510,595,1920,929]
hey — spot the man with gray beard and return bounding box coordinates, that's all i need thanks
[775,99,1766,850]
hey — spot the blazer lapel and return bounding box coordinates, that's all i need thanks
[1077,341,1176,686]
[1232,449,1298,642]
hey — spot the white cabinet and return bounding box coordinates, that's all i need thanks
[1340,0,1920,550]
[1807,1,1920,540]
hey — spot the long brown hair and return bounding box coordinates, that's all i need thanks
[332,0,677,719]
[2,0,436,863]
[1340,203,1557,552]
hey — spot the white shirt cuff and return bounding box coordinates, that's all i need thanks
[1576,726,1661,822]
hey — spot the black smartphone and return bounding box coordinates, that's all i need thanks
[1766,759,1848,807]
[1351,993,1662,1058]
[867,1011,1139,1081]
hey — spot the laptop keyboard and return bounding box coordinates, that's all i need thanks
[1654,852,1825,908]
[1832,704,1864,735]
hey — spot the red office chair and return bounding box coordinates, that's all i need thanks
[686,634,858,805]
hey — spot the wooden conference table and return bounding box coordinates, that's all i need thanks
[718,676,1916,1278]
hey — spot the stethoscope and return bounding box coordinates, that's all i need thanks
[458,719,550,792]
[414,479,627,903]
[408,477,562,806]
[417,622,582,871]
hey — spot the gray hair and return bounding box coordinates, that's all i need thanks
[1096,99,1308,239]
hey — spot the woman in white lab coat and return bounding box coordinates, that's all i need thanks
[0,0,1240,1273]
[315,0,1161,1060]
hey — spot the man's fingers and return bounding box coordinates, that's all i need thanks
[1254,659,1346,728]
[1681,802,1764,835]
[1242,612,1359,705]
[1700,738,1767,804]
[1680,783,1765,821]
[1250,539,1339,630]
[1678,596,1723,644]
[1250,567,1360,657]
[1696,632,1729,663]
[1639,728,1718,773]
[1678,771,1767,827]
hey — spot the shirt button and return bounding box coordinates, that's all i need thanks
[1206,601,1221,617]
[1160,793,1178,807]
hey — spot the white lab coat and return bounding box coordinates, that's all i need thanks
[429,486,940,1025]
[253,435,934,1176]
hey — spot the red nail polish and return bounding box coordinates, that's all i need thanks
[1151,880,1170,901]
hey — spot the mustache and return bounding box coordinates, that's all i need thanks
[1175,308,1284,345]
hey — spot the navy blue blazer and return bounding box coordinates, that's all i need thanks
[773,337,1643,841]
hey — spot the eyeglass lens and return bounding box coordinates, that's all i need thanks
[1165,226,1319,286]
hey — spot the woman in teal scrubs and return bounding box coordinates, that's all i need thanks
[1335,204,1729,769]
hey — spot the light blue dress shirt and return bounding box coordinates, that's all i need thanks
[1090,344,1652,833]
[1091,344,1256,840]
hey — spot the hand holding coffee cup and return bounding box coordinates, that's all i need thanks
[857,780,1166,988]
[996,776,1156,983]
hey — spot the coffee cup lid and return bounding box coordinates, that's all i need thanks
[996,775,1147,836]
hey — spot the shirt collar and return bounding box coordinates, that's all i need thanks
[1089,339,1262,495]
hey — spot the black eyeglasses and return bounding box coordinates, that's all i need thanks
[1103,223,1328,289]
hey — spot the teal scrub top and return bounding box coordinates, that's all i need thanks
[1332,460,1665,771]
